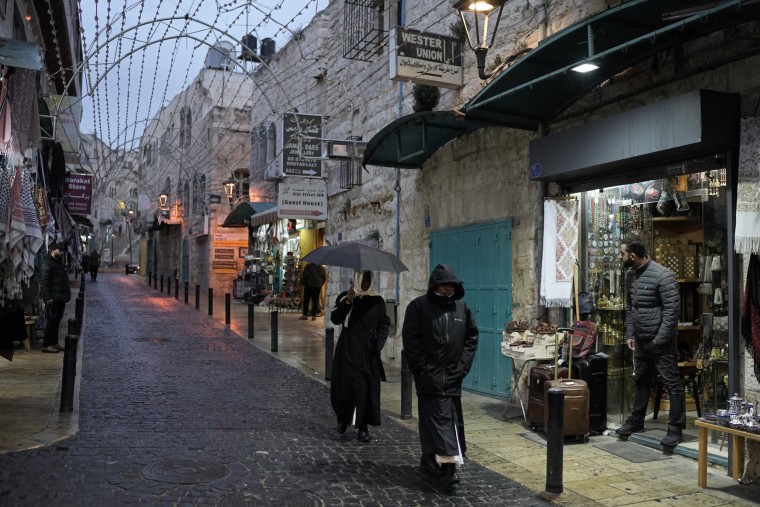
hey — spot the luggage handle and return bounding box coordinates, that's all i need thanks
[557,327,574,380]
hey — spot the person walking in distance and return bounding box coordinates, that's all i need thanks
[330,271,390,443]
[615,238,684,447]
[300,262,326,320]
[402,264,479,487]
[39,243,72,353]
[89,250,100,281]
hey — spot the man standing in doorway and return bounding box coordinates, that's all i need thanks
[39,242,71,353]
[300,262,326,320]
[402,264,479,488]
[616,238,684,447]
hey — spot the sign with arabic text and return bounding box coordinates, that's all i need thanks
[389,28,464,89]
[277,180,327,221]
[64,174,92,214]
[282,113,323,177]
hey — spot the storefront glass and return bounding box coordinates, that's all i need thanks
[574,153,729,456]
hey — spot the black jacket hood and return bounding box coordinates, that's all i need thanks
[427,264,465,300]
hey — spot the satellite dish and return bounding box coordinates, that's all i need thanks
[205,41,235,70]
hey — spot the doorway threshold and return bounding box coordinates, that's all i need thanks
[629,433,728,468]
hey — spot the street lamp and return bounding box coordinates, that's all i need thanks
[454,0,507,80]
[158,191,169,208]
[222,176,237,204]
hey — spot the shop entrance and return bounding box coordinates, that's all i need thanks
[430,221,513,398]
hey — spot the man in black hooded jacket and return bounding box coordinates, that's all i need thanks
[402,264,479,487]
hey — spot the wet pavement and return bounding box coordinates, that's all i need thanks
[0,274,548,505]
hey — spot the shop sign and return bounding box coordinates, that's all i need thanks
[389,27,464,89]
[47,95,82,152]
[212,247,238,271]
[188,214,209,237]
[282,113,323,178]
[213,233,248,247]
[277,180,327,221]
[64,174,92,214]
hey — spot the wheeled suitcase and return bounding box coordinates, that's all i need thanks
[543,328,590,440]
[527,363,567,430]
[571,353,608,434]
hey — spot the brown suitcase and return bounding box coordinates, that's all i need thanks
[528,363,567,430]
[543,327,590,440]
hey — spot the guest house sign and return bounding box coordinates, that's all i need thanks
[389,28,464,89]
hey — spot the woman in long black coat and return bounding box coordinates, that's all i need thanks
[330,270,390,442]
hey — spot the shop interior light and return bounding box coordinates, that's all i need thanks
[454,0,508,80]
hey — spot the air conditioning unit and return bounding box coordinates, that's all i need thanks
[264,159,284,181]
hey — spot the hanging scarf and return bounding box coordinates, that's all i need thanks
[343,270,380,327]
[741,253,760,382]
[735,118,760,253]
[540,199,578,307]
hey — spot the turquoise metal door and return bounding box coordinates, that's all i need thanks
[430,221,512,397]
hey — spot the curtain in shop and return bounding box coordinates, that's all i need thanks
[735,117,760,254]
[540,198,579,308]
[741,254,760,382]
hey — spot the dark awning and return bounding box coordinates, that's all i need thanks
[0,37,43,70]
[71,214,94,229]
[222,201,276,228]
[362,111,491,169]
[363,0,760,169]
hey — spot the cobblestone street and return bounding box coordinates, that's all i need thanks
[0,274,545,505]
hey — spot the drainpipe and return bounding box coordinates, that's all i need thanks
[537,0,548,41]
[395,1,405,304]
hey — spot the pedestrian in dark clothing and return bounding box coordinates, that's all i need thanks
[81,253,90,276]
[330,270,390,443]
[39,243,71,353]
[615,239,684,447]
[89,251,100,281]
[301,262,326,320]
[402,264,479,488]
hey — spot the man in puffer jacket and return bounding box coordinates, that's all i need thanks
[616,239,684,447]
[39,242,72,353]
[402,264,479,487]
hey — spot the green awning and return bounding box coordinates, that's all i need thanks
[222,201,276,228]
[363,0,760,169]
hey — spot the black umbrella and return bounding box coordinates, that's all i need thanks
[302,242,408,273]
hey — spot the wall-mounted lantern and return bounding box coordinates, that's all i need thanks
[454,0,507,80]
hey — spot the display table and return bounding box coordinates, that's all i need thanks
[694,419,760,488]
[501,334,555,422]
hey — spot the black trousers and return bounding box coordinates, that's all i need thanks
[630,339,685,429]
[43,302,66,347]
[302,286,321,316]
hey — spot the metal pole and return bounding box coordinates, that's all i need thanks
[75,296,84,323]
[545,387,565,494]
[153,273,157,290]
[59,335,79,413]
[270,310,278,352]
[80,273,85,291]
[225,293,231,326]
[401,350,413,420]
[184,281,189,304]
[324,328,334,381]
[208,288,214,316]
[175,278,179,299]
[195,284,200,309]
[68,318,79,337]
[247,301,254,339]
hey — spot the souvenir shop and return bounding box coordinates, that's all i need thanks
[531,90,747,461]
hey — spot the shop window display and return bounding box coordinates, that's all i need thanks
[575,156,729,445]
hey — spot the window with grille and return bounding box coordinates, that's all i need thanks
[343,0,394,62]
[339,159,363,189]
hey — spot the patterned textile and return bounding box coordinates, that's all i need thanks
[741,254,760,382]
[540,199,579,308]
[735,118,760,254]
[8,68,36,153]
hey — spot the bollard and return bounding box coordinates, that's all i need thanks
[271,310,278,352]
[184,281,189,304]
[545,387,565,494]
[75,296,84,323]
[59,335,79,413]
[247,301,254,339]
[225,293,231,326]
[160,275,164,293]
[167,277,172,295]
[195,284,200,309]
[153,273,157,290]
[324,328,334,381]
[208,288,214,315]
[175,278,179,299]
[400,350,413,420]
[68,318,80,337]
[80,275,85,292]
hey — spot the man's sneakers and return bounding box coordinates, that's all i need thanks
[615,418,645,437]
[299,315,309,320]
[41,345,59,353]
[660,425,684,447]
